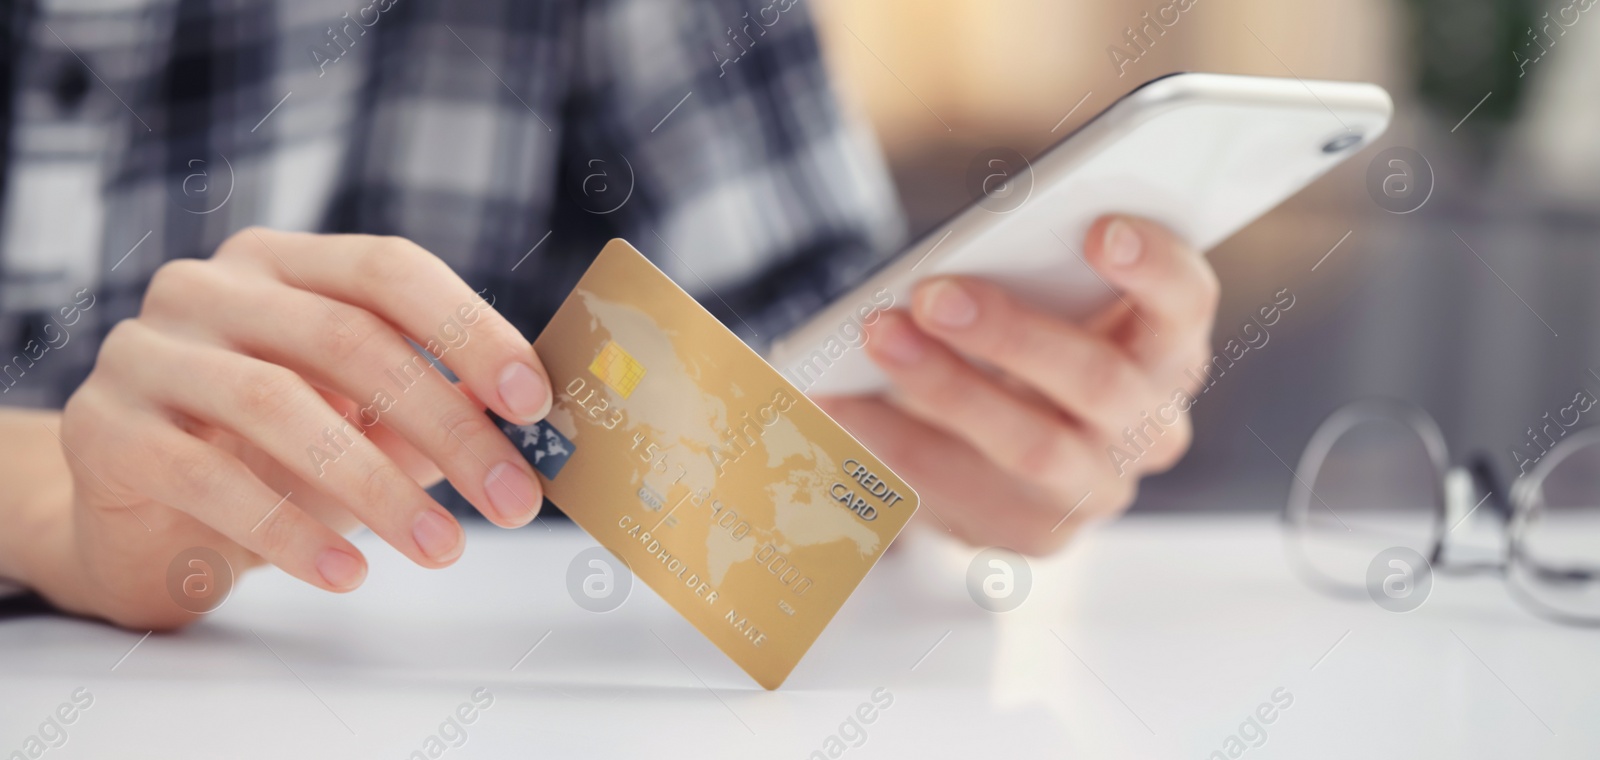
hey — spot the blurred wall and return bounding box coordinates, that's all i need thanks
[813,0,1402,165]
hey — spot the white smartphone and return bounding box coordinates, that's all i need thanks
[767,72,1392,396]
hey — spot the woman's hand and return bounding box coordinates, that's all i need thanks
[39,228,551,629]
[817,215,1220,555]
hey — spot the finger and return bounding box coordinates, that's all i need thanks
[101,320,466,569]
[103,407,368,593]
[317,389,444,488]
[364,416,447,488]
[1080,215,1220,373]
[862,310,1100,501]
[214,229,551,426]
[177,279,542,528]
[907,275,1159,437]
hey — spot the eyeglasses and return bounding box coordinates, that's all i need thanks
[1282,399,1600,626]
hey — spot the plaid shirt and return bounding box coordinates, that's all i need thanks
[0,0,904,409]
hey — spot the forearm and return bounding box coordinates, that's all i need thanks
[0,408,77,592]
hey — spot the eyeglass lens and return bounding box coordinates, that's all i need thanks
[1291,416,1439,591]
[1511,437,1600,622]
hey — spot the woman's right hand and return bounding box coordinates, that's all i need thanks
[39,228,551,629]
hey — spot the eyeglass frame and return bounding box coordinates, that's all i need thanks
[1282,398,1600,627]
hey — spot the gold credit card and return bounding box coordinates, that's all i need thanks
[499,239,918,689]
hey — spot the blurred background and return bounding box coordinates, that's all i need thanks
[808,0,1600,511]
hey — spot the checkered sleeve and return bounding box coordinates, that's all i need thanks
[563,0,906,348]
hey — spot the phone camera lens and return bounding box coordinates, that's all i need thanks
[1322,133,1364,154]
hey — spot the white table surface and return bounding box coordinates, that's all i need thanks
[1,513,1595,759]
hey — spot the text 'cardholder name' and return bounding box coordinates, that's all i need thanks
[497,239,918,689]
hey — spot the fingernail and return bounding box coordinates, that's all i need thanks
[412,510,463,562]
[499,363,550,423]
[875,320,925,365]
[922,280,978,329]
[315,548,366,590]
[485,461,540,525]
[1104,219,1143,267]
